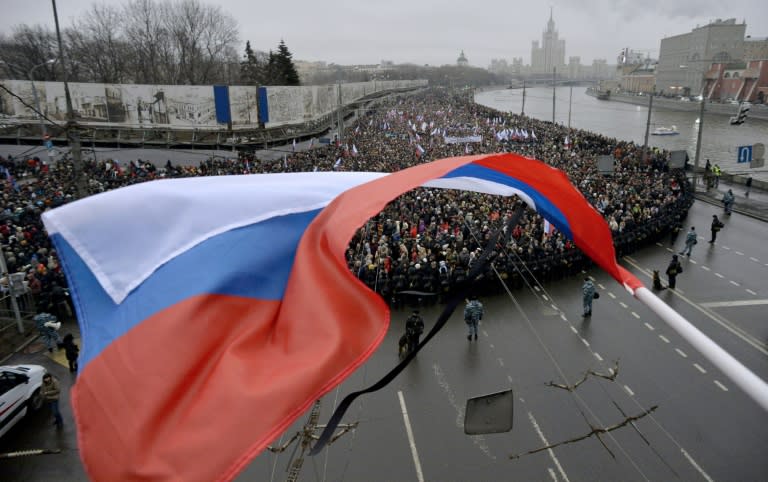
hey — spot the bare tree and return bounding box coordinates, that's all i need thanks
[67,4,132,83]
[0,25,59,80]
[123,0,175,84]
[164,0,239,85]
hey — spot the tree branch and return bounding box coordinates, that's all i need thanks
[510,405,658,459]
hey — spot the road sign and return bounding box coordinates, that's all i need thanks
[737,145,752,163]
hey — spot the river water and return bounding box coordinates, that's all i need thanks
[475,87,768,179]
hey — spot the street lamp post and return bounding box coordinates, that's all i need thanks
[28,59,56,148]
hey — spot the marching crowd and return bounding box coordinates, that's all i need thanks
[1,88,693,317]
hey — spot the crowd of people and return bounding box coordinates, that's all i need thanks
[1,87,694,320]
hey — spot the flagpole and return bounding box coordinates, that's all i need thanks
[633,286,768,412]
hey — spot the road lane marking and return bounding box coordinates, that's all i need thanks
[714,380,729,392]
[729,280,740,286]
[694,363,707,374]
[644,322,655,331]
[508,375,514,384]
[534,286,541,291]
[723,246,731,250]
[498,357,505,367]
[624,385,634,396]
[398,391,425,482]
[701,299,768,308]
[598,283,605,289]
[735,251,744,256]
[701,266,711,271]
[631,312,640,319]
[746,289,757,295]
[681,448,715,482]
[689,259,698,264]
[608,292,617,299]
[594,352,603,361]
[675,348,687,358]
[659,335,670,343]
[656,243,663,247]
[749,257,759,262]
[666,247,674,252]
[623,258,768,355]
[528,412,571,482]
[548,467,558,482]
[542,295,549,301]
[619,302,628,309]
[581,339,590,347]
[714,273,724,278]
[571,326,578,334]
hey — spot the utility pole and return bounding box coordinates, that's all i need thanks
[693,89,706,191]
[336,81,343,145]
[642,86,655,162]
[521,80,526,116]
[552,67,556,124]
[567,85,573,129]
[52,0,86,199]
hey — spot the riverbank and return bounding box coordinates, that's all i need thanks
[595,92,768,121]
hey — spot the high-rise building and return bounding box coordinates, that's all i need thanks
[656,18,746,97]
[530,8,566,75]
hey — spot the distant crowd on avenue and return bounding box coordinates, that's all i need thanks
[1,87,694,319]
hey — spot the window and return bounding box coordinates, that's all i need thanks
[724,73,731,78]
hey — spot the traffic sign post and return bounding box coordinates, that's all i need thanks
[737,145,752,164]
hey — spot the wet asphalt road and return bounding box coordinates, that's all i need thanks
[2,197,767,482]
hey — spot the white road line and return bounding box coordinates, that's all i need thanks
[548,467,558,482]
[560,314,568,321]
[631,312,640,319]
[689,259,698,264]
[594,352,603,362]
[666,247,674,252]
[619,302,628,309]
[701,299,768,308]
[675,348,688,358]
[746,289,757,295]
[534,286,541,291]
[598,283,605,289]
[498,357,505,367]
[482,330,488,338]
[644,322,655,331]
[624,385,635,396]
[570,326,578,334]
[656,242,663,247]
[749,257,759,262]
[581,339,590,348]
[528,412,571,482]
[659,335,670,344]
[608,292,617,299]
[714,273,725,278]
[489,344,495,349]
[701,266,711,271]
[729,280,740,286]
[542,295,549,301]
[507,375,514,383]
[608,368,615,376]
[714,380,729,392]
[735,251,744,256]
[723,246,731,250]
[398,391,425,482]
[681,448,715,482]
[694,363,707,374]
[551,304,558,311]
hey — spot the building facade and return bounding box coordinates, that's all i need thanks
[656,18,746,97]
[703,60,768,103]
[530,9,566,75]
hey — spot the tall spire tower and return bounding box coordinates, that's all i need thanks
[530,8,566,74]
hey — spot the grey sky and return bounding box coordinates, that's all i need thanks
[1,0,765,68]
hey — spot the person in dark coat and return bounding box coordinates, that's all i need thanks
[61,333,79,372]
[709,215,724,244]
[666,255,683,290]
[404,310,425,354]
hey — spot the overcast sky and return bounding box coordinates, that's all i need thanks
[1,0,765,67]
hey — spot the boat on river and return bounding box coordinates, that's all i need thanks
[651,125,679,136]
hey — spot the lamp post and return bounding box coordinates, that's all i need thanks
[29,59,57,143]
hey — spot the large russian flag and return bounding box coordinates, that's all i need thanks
[42,153,642,481]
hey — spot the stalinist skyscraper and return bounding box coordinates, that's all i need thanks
[530,8,566,74]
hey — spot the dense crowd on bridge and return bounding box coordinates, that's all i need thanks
[1,87,693,318]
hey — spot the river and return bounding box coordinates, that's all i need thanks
[475,87,768,180]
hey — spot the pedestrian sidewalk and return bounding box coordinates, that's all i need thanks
[0,316,80,364]
[692,176,768,222]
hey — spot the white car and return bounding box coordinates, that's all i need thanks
[0,365,46,439]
